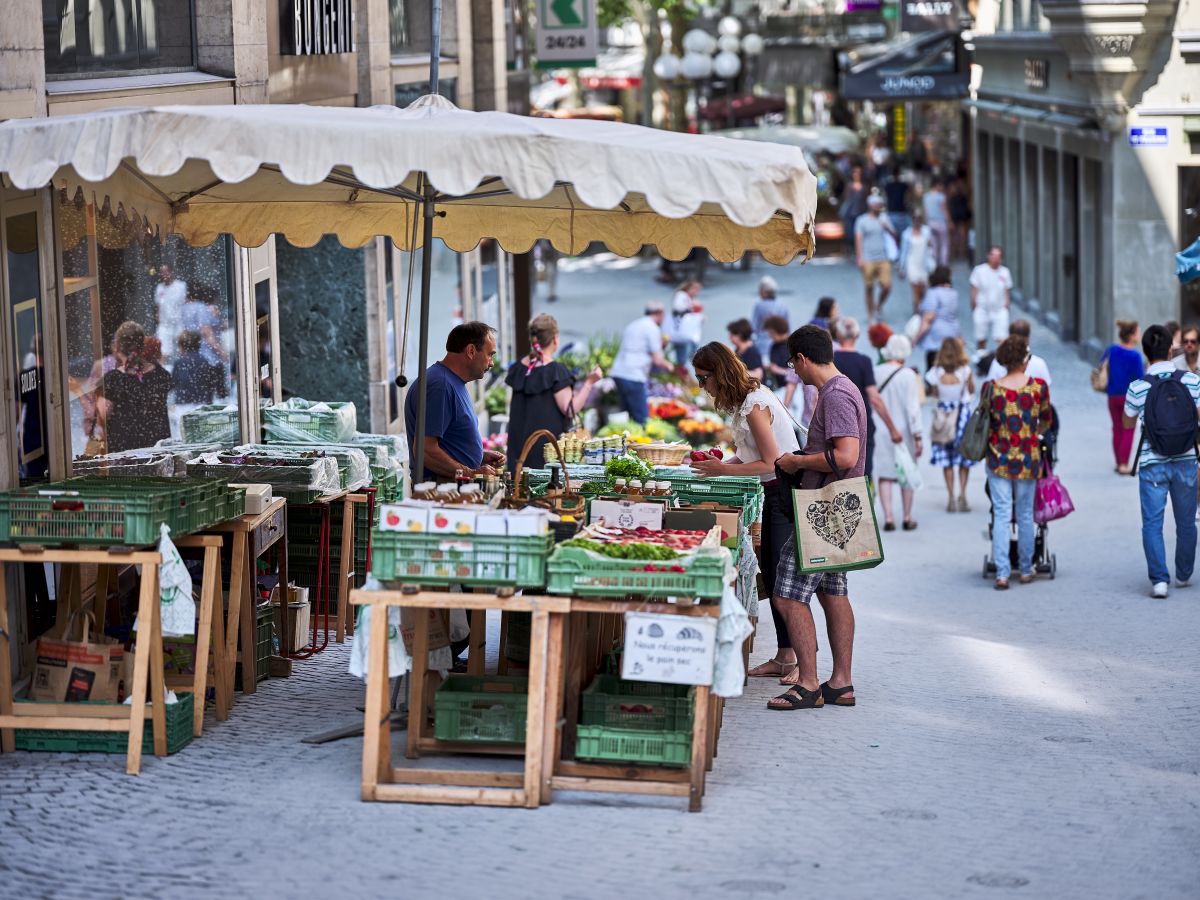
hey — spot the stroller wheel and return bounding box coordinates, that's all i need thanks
[1050,554,1057,579]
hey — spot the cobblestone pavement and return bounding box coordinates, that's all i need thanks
[2,255,1199,899]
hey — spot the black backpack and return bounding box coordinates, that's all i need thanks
[1138,370,1199,464]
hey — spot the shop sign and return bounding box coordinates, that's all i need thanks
[281,0,355,56]
[1024,58,1049,90]
[622,612,716,686]
[1128,126,1169,147]
[536,0,598,67]
[842,69,969,100]
[847,0,882,10]
[900,0,962,33]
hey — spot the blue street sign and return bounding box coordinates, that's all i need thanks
[1129,126,1169,147]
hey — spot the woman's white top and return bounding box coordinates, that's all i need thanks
[873,363,922,440]
[730,386,801,482]
[925,365,973,404]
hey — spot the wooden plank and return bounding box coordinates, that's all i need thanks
[208,547,231,722]
[549,776,690,797]
[335,497,354,644]
[688,684,711,813]
[189,545,219,737]
[8,703,131,719]
[370,784,527,807]
[406,605,430,760]
[539,612,567,805]
[554,761,691,782]
[237,536,258,694]
[416,737,526,756]
[497,611,510,676]
[0,562,13,753]
[225,535,247,702]
[361,601,391,800]
[522,610,549,808]
[174,535,225,548]
[467,604,486,677]
[348,589,570,613]
[389,769,524,787]
[0,715,132,732]
[125,566,156,775]
[147,565,168,758]
[0,550,160,566]
[569,598,719,617]
[205,498,286,533]
[560,612,585,758]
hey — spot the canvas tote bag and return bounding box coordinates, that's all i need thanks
[790,449,885,574]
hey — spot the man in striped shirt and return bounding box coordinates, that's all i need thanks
[1123,324,1200,598]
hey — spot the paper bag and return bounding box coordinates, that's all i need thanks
[30,610,120,702]
[790,475,884,574]
[399,608,451,653]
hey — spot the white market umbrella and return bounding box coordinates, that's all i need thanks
[0,98,817,476]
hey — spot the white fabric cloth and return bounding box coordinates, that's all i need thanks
[969,263,1013,310]
[987,353,1052,385]
[925,365,973,404]
[712,575,754,698]
[0,96,817,263]
[872,363,922,479]
[154,278,187,361]
[610,315,663,382]
[150,524,196,638]
[729,387,801,482]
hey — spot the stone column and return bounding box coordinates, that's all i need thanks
[0,0,46,119]
[195,0,269,104]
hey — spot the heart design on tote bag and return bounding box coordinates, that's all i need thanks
[805,491,863,549]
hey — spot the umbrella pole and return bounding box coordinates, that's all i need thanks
[412,0,443,482]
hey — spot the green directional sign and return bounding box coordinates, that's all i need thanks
[537,0,596,66]
[549,0,582,27]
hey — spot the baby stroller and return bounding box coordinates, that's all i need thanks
[982,407,1060,580]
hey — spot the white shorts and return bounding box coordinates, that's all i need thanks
[973,304,1010,343]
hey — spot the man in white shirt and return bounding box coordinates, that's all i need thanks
[154,263,188,366]
[987,319,1052,385]
[610,302,670,424]
[969,245,1013,353]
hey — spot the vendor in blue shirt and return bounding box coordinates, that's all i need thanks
[405,321,506,482]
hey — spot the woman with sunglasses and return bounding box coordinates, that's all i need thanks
[690,342,802,681]
[985,335,1052,590]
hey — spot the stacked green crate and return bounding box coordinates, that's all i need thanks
[575,676,694,767]
[286,500,373,613]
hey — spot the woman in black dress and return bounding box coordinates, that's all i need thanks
[506,314,603,472]
[99,321,173,452]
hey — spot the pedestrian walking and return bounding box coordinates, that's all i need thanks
[899,212,936,312]
[883,165,911,238]
[922,177,951,267]
[970,245,1013,354]
[665,280,703,366]
[727,318,764,380]
[840,164,869,248]
[687,342,801,684]
[1123,324,1200,598]
[913,266,962,370]
[1101,319,1143,474]
[810,296,839,332]
[986,319,1052,385]
[925,336,977,512]
[873,334,923,531]
[763,315,792,391]
[832,317,904,479]
[767,325,866,711]
[751,276,789,358]
[1175,325,1200,374]
[505,314,603,472]
[984,335,1053,590]
[948,177,973,259]
[153,263,187,366]
[610,302,670,424]
[855,194,898,323]
[98,321,173,453]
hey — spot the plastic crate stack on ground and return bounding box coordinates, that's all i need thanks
[234,602,273,690]
[286,499,374,613]
[13,692,195,756]
[433,675,529,744]
[576,675,695,767]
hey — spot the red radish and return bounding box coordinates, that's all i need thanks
[710,448,724,460]
[690,450,708,462]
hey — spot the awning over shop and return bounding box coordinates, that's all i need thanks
[699,94,787,124]
[967,98,1097,132]
[840,31,968,101]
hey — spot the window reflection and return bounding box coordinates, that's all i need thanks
[43,0,196,76]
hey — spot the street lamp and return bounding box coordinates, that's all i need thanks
[654,21,764,131]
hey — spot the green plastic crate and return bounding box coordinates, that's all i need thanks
[372,532,552,589]
[575,724,691,767]
[262,400,356,443]
[234,602,273,690]
[581,675,694,731]
[14,692,195,755]
[0,477,227,546]
[434,675,528,744]
[546,545,726,598]
[181,405,241,443]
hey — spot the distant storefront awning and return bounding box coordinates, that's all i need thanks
[840,31,969,101]
[699,94,787,123]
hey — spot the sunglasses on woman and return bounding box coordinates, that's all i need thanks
[696,373,711,386]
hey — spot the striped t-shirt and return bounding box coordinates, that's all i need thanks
[1124,362,1200,468]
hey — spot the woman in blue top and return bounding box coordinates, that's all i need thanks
[1105,319,1143,473]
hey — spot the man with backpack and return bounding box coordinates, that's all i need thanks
[1123,324,1200,598]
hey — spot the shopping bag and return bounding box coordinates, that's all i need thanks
[157,524,196,637]
[958,383,993,462]
[894,444,923,490]
[1034,469,1075,524]
[1090,356,1109,393]
[790,451,884,573]
[30,609,120,702]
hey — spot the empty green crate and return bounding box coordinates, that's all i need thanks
[574,724,691,767]
[434,675,528,744]
[581,675,694,731]
[14,692,195,755]
[234,603,272,690]
[181,405,241,443]
[546,546,726,599]
[262,400,356,443]
[372,532,552,589]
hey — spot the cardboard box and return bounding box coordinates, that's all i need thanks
[506,508,550,536]
[380,503,431,533]
[688,503,742,548]
[663,509,717,534]
[589,499,664,531]
[274,601,311,651]
[429,507,478,536]
[475,511,509,536]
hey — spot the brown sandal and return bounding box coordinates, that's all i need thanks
[748,659,795,678]
[820,682,856,707]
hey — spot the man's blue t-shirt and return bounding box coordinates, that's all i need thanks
[405,361,484,481]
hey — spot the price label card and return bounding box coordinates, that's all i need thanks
[621,612,716,686]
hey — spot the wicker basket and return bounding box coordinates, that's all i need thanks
[630,442,692,466]
[510,429,586,517]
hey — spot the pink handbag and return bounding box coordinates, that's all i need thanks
[1034,465,1075,525]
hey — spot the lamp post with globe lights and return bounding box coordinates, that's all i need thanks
[655,18,762,132]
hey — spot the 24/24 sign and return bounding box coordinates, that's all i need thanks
[537,0,597,66]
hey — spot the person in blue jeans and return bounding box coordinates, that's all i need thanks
[1123,324,1200,598]
[609,302,670,424]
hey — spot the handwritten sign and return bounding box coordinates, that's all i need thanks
[621,612,716,686]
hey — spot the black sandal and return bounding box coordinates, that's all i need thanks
[820,682,856,707]
[767,685,825,711]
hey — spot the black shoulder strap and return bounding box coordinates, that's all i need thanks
[879,366,903,394]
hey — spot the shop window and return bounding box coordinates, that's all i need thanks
[43,0,196,77]
[57,194,238,460]
[5,211,49,485]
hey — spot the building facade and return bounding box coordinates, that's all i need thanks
[969,0,1200,354]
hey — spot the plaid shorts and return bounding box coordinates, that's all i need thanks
[774,534,849,604]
